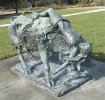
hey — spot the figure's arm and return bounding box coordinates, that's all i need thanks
[68,46,78,61]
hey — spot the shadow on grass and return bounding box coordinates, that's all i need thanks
[92,52,105,62]
[87,52,105,81]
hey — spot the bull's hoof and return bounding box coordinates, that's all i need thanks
[50,79,55,87]
[23,70,29,75]
[70,70,80,78]
[24,67,34,75]
[46,79,53,87]
[23,68,31,75]
[27,69,31,75]
[27,68,34,75]
[47,82,52,87]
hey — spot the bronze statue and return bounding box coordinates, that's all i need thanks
[8,8,93,96]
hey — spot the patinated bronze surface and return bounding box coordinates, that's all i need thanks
[8,8,93,96]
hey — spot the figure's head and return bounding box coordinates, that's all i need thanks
[79,43,92,55]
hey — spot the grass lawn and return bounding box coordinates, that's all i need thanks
[0,10,105,61]
[0,7,98,24]
[56,7,98,15]
[0,27,16,60]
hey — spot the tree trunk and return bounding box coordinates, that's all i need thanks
[15,0,18,14]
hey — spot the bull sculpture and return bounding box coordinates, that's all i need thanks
[8,8,92,87]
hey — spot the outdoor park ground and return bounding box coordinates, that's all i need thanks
[0,7,105,61]
[1,7,105,100]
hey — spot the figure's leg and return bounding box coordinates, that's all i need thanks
[38,43,52,87]
[17,45,28,74]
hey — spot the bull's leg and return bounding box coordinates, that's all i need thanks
[26,48,39,74]
[38,43,52,87]
[17,45,28,74]
[26,48,35,61]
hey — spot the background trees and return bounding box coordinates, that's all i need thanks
[0,0,105,14]
[0,0,21,13]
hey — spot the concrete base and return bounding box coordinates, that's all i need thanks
[0,56,105,100]
[11,60,91,97]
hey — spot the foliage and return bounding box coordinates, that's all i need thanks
[0,0,105,13]
[0,0,21,13]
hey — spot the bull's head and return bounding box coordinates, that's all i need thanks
[8,14,32,48]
